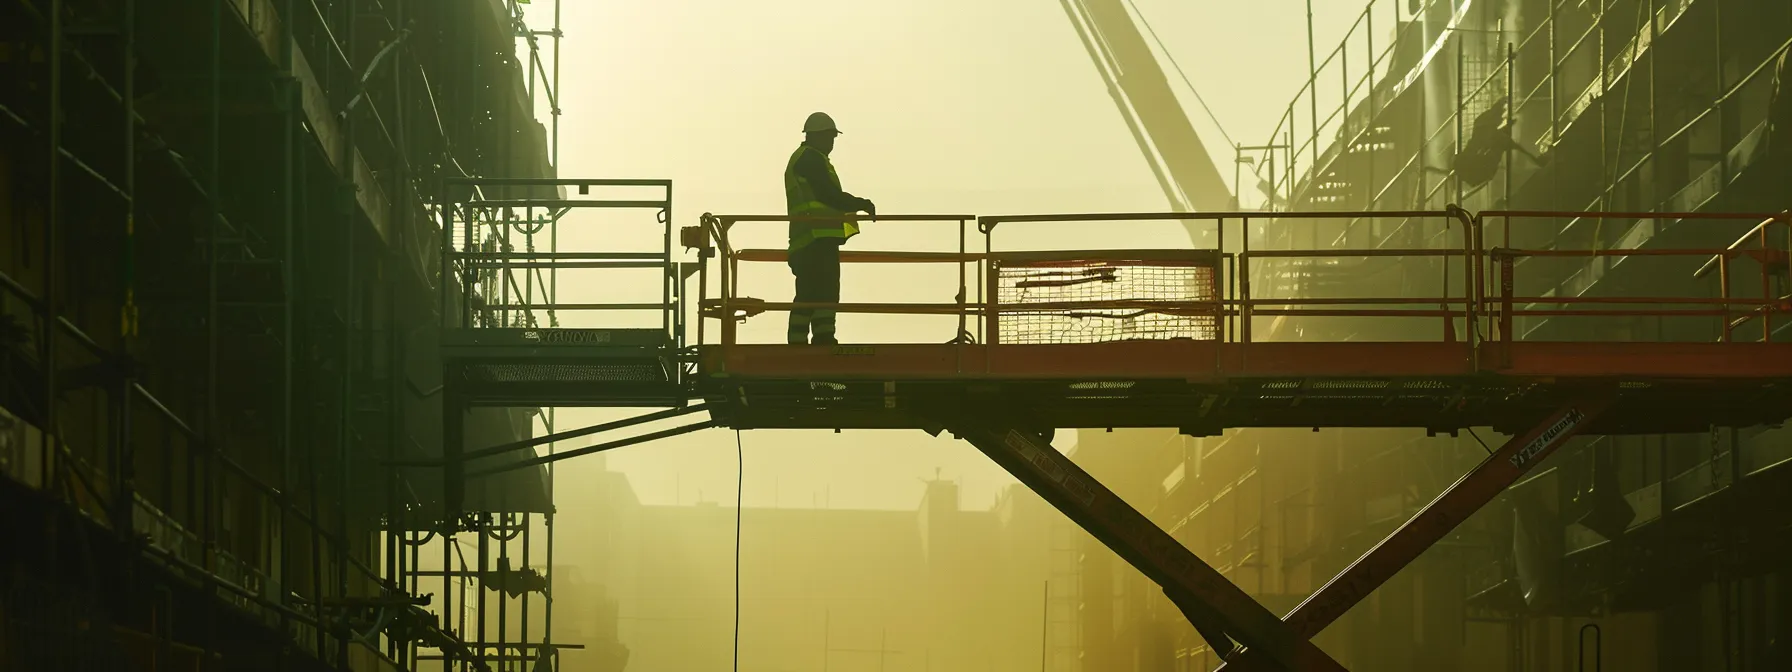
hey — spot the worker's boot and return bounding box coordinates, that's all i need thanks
[788,312,812,345]
[811,309,838,346]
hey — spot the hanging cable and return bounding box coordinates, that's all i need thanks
[1122,0,1235,149]
[1468,428,1494,455]
[733,429,744,672]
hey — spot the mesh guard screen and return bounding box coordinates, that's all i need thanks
[994,255,1220,344]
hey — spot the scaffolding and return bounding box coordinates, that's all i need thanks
[1245,0,1792,218]
[397,4,576,671]
[1140,1,1792,667]
[0,1,568,670]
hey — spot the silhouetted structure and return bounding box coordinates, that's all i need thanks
[1074,1,1792,669]
[0,1,567,669]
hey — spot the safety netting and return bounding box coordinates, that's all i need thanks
[993,254,1221,344]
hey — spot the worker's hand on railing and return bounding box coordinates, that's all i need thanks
[858,199,877,220]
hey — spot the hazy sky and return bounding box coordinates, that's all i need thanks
[513,0,1373,514]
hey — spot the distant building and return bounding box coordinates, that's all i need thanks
[567,467,1063,672]
[540,457,640,672]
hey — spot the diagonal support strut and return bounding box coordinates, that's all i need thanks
[1218,393,1615,671]
[951,421,1346,671]
[400,403,711,467]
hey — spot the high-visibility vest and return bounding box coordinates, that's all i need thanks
[784,144,860,251]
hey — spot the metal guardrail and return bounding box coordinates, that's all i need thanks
[1479,210,1791,345]
[439,178,681,346]
[693,207,1792,359]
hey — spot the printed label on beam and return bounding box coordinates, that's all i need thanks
[1510,408,1586,469]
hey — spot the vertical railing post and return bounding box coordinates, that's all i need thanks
[462,202,474,326]
[663,186,675,341]
[1366,8,1378,209]
[1475,213,1490,355]
[1241,217,1253,345]
[1454,29,1465,205]
[440,187,453,323]
[544,407,559,666]
[1306,0,1319,168]
[958,217,969,344]
[1218,217,1229,345]
[501,206,513,327]
[1367,4,1375,103]
[697,226,710,348]
[497,513,510,670]
[1215,218,1228,376]
[1719,253,1732,343]
[1287,130,1296,207]
[476,517,489,667]
[1461,210,1475,358]
[1760,221,1772,343]
[1342,40,1350,145]
[1500,250,1515,351]
[718,217,735,347]
[987,230,1002,347]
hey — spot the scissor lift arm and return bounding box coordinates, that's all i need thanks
[1211,393,1614,671]
[947,419,1345,671]
[948,390,1611,671]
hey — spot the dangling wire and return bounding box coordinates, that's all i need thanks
[1468,428,1494,455]
[733,429,744,672]
[1121,0,1234,149]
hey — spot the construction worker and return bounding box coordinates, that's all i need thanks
[785,111,876,345]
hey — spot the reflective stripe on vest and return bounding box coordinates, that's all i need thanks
[784,144,860,251]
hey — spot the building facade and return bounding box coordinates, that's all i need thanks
[0,1,564,669]
[1072,0,1792,669]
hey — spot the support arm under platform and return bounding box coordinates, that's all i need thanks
[1217,394,1614,671]
[951,423,1345,672]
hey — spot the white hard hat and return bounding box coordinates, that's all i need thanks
[802,112,841,134]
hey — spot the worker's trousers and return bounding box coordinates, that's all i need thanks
[788,240,841,345]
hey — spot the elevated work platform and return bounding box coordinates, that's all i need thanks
[443,327,683,407]
[691,208,1792,437]
[433,177,690,410]
[435,197,1792,671]
[699,340,1792,435]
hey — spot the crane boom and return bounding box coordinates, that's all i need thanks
[1060,0,1233,214]
[1056,5,1261,662]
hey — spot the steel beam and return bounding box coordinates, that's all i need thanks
[393,403,709,467]
[465,421,719,478]
[951,423,1344,671]
[1217,394,1614,671]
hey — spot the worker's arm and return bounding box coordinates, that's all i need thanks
[794,149,873,213]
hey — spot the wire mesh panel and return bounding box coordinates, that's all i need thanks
[994,252,1221,344]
